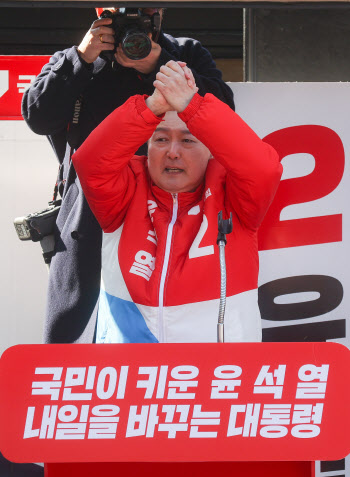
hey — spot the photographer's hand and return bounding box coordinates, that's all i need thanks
[78,18,115,64]
[153,60,198,112]
[115,37,161,74]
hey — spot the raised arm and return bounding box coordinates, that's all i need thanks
[179,93,282,230]
[72,95,162,232]
[153,64,281,230]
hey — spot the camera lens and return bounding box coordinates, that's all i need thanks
[122,31,151,60]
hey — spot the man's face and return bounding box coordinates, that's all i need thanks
[147,111,211,194]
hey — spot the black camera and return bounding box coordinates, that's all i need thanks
[14,200,61,243]
[100,8,161,61]
[14,200,61,265]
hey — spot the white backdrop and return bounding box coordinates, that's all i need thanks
[0,120,56,350]
[234,83,349,347]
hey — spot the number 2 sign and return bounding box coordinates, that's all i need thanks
[260,124,344,250]
[232,83,349,362]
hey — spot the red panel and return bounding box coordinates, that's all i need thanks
[0,56,50,119]
[0,343,349,464]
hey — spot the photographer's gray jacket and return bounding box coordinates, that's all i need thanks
[21,31,235,343]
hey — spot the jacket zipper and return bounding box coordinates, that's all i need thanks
[158,193,178,342]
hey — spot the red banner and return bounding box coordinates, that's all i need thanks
[0,56,49,119]
[0,342,349,463]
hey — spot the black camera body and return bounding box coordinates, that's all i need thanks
[100,8,161,61]
[14,200,61,243]
[14,200,61,265]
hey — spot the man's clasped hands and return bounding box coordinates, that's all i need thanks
[146,60,199,117]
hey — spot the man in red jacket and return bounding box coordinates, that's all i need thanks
[73,61,282,344]
[145,62,212,198]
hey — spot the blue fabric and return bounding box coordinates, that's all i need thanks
[96,290,158,343]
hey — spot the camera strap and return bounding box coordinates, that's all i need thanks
[67,94,84,152]
[52,94,84,203]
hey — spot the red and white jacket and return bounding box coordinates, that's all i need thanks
[73,93,282,343]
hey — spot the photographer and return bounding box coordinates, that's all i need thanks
[22,7,235,344]
[72,61,282,343]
